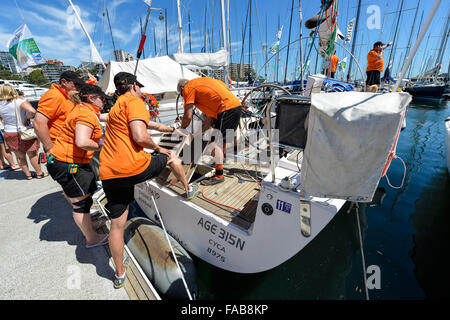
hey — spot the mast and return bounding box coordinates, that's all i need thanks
[165,8,168,55]
[394,0,443,90]
[386,0,404,74]
[220,0,228,84]
[265,14,268,82]
[284,0,294,84]
[299,0,304,91]
[153,24,157,56]
[379,3,389,40]
[248,0,252,76]
[347,0,362,82]
[435,13,450,68]
[67,0,105,68]
[407,9,424,78]
[404,0,420,68]
[212,0,215,52]
[188,11,192,53]
[176,0,184,53]
[276,14,279,82]
[106,8,117,59]
[204,5,207,52]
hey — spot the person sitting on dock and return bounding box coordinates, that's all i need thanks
[47,84,109,248]
[366,41,393,92]
[177,77,243,185]
[99,72,199,289]
[33,71,85,154]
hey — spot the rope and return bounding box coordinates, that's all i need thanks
[303,4,327,71]
[150,195,193,300]
[384,155,407,189]
[352,202,370,300]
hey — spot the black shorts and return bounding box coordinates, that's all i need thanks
[211,106,242,143]
[47,159,97,198]
[101,153,168,219]
[366,70,381,86]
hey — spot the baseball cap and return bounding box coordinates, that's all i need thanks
[79,84,108,98]
[60,71,84,86]
[373,41,385,48]
[113,72,144,88]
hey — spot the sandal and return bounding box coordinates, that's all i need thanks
[25,175,33,180]
[35,172,49,179]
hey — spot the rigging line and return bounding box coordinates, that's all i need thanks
[253,0,266,73]
[353,202,369,301]
[14,0,26,24]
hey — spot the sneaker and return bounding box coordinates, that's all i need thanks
[113,257,130,289]
[201,176,225,186]
[186,183,201,200]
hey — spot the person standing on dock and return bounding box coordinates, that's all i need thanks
[366,41,393,92]
[47,84,109,248]
[0,84,47,179]
[33,71,85,154]
[99,72,199,289]
[177,77,243,185]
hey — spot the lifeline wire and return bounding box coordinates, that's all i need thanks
[150,195,193,300]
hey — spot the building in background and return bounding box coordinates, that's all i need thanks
[0,51,19,74]
[114,50,135,62]
[229,62,253,81]
[78,61,106,76]
[45,59,64,66]
[41,64,71,83]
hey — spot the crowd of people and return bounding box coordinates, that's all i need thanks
[2,69,244,289]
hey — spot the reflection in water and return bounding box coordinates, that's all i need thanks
[411,166,450,299]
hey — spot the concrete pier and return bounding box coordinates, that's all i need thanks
[0,165,129,300]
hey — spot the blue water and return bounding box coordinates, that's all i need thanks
[130,100,450,299]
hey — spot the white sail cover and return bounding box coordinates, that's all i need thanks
[99,56,199,94]
[300,92,412,202]
[171,49,228,69]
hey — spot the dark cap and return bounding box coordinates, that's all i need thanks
[60,71,84,86]
[79,84,108,98]
[113,72,144,88]
[373,41,385,48]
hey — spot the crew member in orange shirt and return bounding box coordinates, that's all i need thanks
[324,52,339,78]
[33,71,85,154]
[366,41,393,91]
[100,72,198,289]
[177,77,242,185]
[48,84,109,249]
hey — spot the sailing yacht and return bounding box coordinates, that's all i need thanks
[0,79,47,105]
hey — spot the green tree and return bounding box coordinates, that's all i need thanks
[27,69,48,86]
[0,65,23,80]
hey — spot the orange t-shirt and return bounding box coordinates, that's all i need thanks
[331,55,339,73]
[183,77,241,119]
[51,103,103,164]
[99,92,151,180]
[366,49,384,72]
[37,84,76,141]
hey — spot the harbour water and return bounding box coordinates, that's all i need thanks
[130,99,450,300]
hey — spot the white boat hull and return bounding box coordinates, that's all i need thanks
[446,117,450,175]
[134,167,345,274]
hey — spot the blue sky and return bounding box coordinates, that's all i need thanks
[1,0,449,81]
